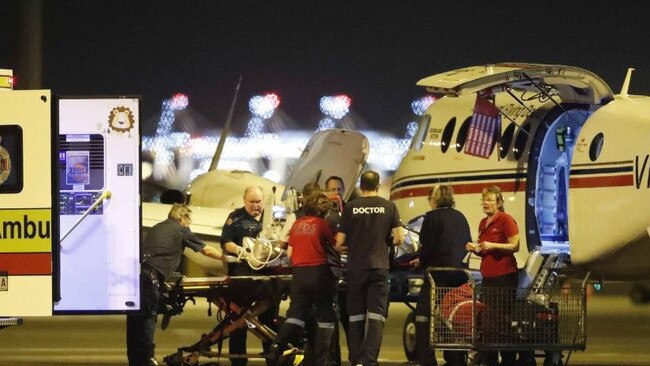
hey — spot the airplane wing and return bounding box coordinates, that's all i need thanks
[142,202,230,275]
[417,63,613,104]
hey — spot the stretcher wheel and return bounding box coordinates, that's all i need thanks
[543,351,564,366]
[163,351,183,366]
[402,310,417,361]
[163,351,199,366]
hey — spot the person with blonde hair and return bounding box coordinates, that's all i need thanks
[466,186,533,366]
[127,203,224,366]
[415,184,472,366]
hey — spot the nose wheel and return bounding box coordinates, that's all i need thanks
[402,310,417,362]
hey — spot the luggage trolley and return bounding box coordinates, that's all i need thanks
[426,267,588,366]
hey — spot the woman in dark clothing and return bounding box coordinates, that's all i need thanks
[415,185,472,366]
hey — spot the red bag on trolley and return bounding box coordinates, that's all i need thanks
[440,283,486,335]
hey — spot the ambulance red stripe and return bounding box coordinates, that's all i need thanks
[0,253,52,275]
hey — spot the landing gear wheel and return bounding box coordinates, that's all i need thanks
[630,283,650,304]
[402,310,417,362]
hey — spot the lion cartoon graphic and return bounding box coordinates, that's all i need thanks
[108,106,135,133]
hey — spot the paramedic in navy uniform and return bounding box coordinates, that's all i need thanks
[335,170,404,366]
[127,203,224,366]
[221,185,280,366]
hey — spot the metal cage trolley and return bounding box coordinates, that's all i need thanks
[425,267,587,366]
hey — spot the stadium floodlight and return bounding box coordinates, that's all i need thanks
[319,94,351,119]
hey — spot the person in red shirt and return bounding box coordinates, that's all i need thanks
[268,192,338,366]
[465,186,523,366]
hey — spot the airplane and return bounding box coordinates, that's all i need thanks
[389,62,650,361]
[142,128,370,275]
[391,62,650,281]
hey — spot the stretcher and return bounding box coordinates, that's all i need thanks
[161,274,292,366]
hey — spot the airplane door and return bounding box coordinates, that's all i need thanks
[55,97,141,313]
[283,129,369,201]
[528,108,591,252]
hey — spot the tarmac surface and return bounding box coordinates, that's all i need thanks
[0,283,648,366]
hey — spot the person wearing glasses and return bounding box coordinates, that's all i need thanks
[412,185,472,366]
[466,186,533,366]
[127,203,224,366]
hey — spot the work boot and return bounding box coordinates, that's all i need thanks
[267,343,282,366]
[314,325,335,366]
[415,317,437,366]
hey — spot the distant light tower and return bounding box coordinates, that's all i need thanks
[397,95,438,160]
[247,93,280,137]
[317,94,351,131]
[405,95,436,139]
[151,93,189,165]
[411,95,436,116]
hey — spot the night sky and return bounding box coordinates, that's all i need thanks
[3,1,650,135]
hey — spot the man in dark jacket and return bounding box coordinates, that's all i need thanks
[127,203,223,366]
[221,186,280,366]
[336,170,404,366]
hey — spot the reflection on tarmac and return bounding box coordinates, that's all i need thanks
[0,284,648,366]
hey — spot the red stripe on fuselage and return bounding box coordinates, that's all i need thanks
[390,181,527,200]
[390,174,634,201]
[0,253,52,275]
[569,174,634,188]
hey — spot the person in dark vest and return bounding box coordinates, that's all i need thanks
[324,175,349,366]
[414,185,472,366]
[127,204,224,366]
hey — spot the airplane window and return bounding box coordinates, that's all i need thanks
[455,116,472,152]
[499,123,516,159]
[589,132,604,161]
[440,117,456,153]
[412,114,431,151]
[513,122,532,160]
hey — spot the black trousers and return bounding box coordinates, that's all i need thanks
[126,269,160,366]
[276,265,338,366]
[346,268,389,366]
[480,272,519,366]
[415,271,468,366]
[228,264,281,366]
[330,288,349,366]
